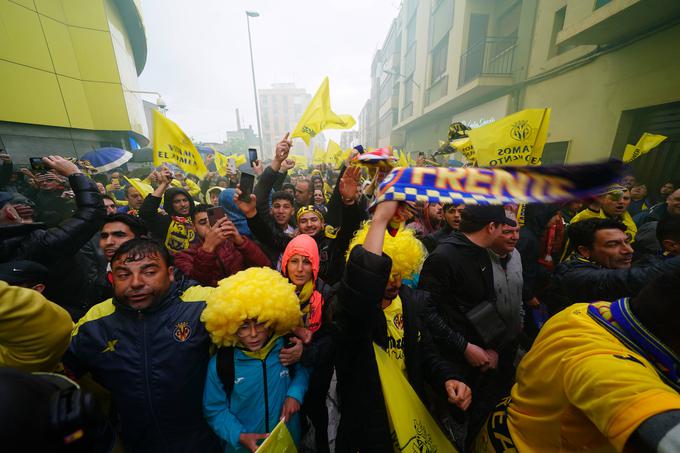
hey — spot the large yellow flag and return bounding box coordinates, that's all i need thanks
[291,77,356,145]
[289,154,309,169]
[255,419,297,452]
[213,151,230,177]
[373,344,458,452]
[312,146,326,165]
[623,132,667,163]
[326,140,343,166]
[469,108,551,167]
[153,110,208,177]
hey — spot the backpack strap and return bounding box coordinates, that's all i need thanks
[216,346,235,395]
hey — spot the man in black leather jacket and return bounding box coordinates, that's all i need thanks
[0,156,105,265]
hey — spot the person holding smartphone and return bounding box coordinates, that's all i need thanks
[174,204,270,287]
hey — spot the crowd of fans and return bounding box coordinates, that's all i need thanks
[0,138,679,453]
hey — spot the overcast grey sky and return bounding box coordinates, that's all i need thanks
[138,0,400,144]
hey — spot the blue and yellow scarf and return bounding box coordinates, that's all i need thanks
[588,298,680,392]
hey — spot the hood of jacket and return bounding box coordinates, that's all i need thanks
[205,186,225,205]
[281,234,320,283]
[218,188,252,238]
[163,187,195,217]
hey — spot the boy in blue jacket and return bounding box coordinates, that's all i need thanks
[201,267,310,452]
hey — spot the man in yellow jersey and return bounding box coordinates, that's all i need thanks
[473,271,680,452]
[570,184,637,241]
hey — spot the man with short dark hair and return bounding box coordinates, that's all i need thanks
[421,203,465,252]
[270,191,295,234]
[174,204,270,286]
[64,238,221,453]
[419,204,517,445]
[295,179,313,208]
[117,185,144,214]
[635,187,680,256]
[99,214,148,262]
[655,215,680,257]
[546,218,680,314]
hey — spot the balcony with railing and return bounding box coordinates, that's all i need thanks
[458,37,517,88]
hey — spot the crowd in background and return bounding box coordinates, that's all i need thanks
[0,138,679,453]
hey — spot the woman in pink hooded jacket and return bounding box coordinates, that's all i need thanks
[280,234,335,453]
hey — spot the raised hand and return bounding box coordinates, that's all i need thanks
[233,186,257,218]
[42,155,80,177]
[339,166,361,205]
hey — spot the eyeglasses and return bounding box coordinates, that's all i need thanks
[236,320,268,338]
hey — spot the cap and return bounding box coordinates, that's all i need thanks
[0,260,49,285]
[296,205,324,223]
[0,192,12,209]
[461,205,517,227]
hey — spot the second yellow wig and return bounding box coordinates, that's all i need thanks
[347,222,426,280]
[201,267,302,347]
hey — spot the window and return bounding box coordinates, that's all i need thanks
[548,7,567,58]
[430,33,449,84]
[542,141,569,164]
[594,0,612,9]
[406,15,417,48]
[404,77,414,106]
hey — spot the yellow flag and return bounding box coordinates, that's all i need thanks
[451,136,476,164]
[123,176,153,199]
[255,419,297,452]
[373,344,458,451]
[469,108,551,167]
[289,154,309,169]
[291,77,356,145]
[623,132,667,162]
[153,110,208,177]
[312,146,326,165]
[395,150,409,167]
[213,151,230,177]
[326,140,342,165]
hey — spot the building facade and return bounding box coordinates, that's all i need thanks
[359,0,680,186]
[0,0,149,163]
[340,130,360,150]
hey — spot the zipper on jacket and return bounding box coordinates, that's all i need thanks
[262,360,270,433]
[140,312,168,450]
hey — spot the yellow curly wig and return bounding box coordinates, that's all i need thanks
[347,222,426,280]
[201,267,302,347]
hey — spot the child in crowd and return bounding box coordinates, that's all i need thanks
[201,267,310,452]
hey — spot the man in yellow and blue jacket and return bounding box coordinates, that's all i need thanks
[63,238,221,453]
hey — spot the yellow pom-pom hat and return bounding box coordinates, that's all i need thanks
[201,267,302,347]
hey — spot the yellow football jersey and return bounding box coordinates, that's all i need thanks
[383,296,406,374]
[506,303,680,452]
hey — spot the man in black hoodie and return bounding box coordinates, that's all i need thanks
[139,167,197,254]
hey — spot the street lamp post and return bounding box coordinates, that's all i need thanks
[246,11,265,158]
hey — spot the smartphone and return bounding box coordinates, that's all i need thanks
[29,157,48,172]
[207,206,227,226]
[227,157,237,174]
[248,148,258,167]
[239,172,255,202]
